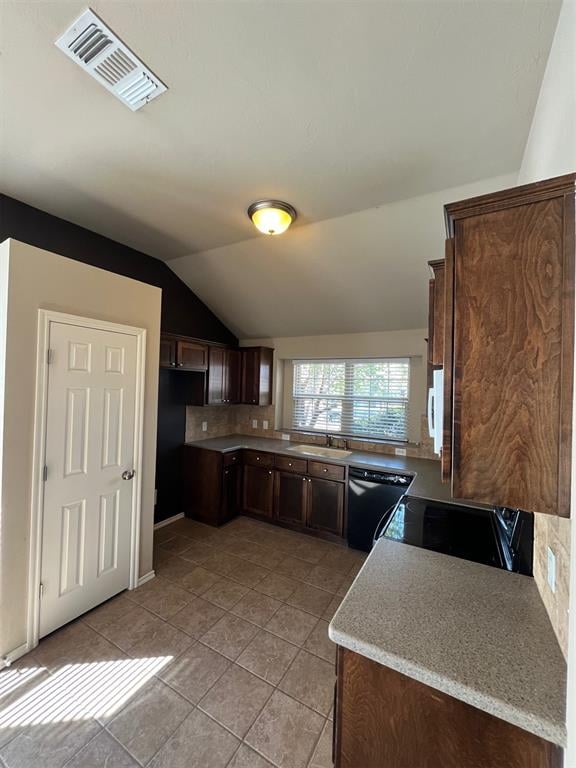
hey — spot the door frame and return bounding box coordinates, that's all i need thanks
[27,310,147,649]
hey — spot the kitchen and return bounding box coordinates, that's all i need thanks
[0,1,574,768]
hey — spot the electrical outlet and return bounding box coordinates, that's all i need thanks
[547,547,556,593]
[201,421,208,432]
[263,420,269,430]
[281,433,290,441]
[252,419,258,429]
[395,447,407,456]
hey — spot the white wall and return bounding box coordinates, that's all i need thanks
[240,329,428,444]
[0,239,161,660]
[518,0,576,184]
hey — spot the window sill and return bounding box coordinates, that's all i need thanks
[283,429,410,447]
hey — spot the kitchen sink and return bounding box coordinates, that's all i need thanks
[287,444,352,459]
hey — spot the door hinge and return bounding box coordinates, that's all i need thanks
[39,582,45,599]
[47,349,54,365]
[42,465,48,482]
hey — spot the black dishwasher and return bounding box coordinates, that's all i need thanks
[347,467,411,551]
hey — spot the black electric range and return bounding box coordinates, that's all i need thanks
[374,496,534,575]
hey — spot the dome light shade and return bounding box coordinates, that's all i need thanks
[247,200,297,235]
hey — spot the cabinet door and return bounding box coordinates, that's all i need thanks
[207,346,225,404]
[243,465,274,518]
[274,471,307,526]
[449,193,572,515]
[241,347,260,404]
[177,340,208,370]
[221,464,241,523]
[307,477,344,536]
[428,260,445,367]
[224,349,241,404]
[159,336,177,368]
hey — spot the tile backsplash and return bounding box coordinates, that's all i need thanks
[185,406,436,459]
[533,514,570,658]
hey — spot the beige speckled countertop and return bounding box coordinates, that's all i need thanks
[185,434,459,504]
[329,538,567,747]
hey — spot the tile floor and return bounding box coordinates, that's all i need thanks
[0,515,366,767]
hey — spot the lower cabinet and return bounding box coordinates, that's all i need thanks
[275,471,308,525]
[243,464,275,518]
[307,477,344,535]
[334,647,561,768]
[183,446,241,526]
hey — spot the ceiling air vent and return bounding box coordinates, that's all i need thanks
[55,9,167,111]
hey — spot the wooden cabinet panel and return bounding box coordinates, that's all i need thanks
[243,450,275,468]
[207,346,225,404]
[224,348,241,404]
[275,471,307,526]
[274,455,307,474]
[177,339,208,370]
[223,451,241,467]
[445,178,574,516]
[335,647,561,768]
[307,477,344,536]
[428,259,445,367]
[160,336,177,368]
[182,446,223,525]
[308,461,346,482]
[221,463,241,523]
[241,347,274,405]
[243,464,275,518]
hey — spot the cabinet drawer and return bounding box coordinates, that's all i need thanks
[243,450,274,468]
[223,451,241,467]
[275,455,307,474]
[308,461,345,481]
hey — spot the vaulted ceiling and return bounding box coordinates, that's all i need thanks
[0,0,561,336]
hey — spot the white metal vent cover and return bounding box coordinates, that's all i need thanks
[55,8,168,111]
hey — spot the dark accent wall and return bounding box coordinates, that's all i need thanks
[0,194,238,522]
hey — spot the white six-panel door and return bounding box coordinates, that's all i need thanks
[39,321,138,638]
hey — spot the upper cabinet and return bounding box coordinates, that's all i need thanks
[207,346,241,405]
[427,259,445,367]
[443,174,575,517]
[241,347,274,406]
[160,334,208,371]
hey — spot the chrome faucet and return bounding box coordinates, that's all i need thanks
[326,434,349,450]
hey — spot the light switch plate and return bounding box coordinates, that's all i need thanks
[263,420,269,430]
[252,420,258,428]
[547,546,556,593]
[395,447,407,456]
[202,421,208,432]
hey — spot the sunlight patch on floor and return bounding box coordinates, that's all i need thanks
[0,656,172,728]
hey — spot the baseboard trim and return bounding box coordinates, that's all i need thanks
[137,570,156,587]
[154,513,184,529]
[1,641,30,668]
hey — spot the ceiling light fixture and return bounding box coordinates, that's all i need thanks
[247,200,297,236]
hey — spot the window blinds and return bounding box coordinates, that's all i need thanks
[292,358,410,441]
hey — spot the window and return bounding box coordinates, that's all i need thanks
[292,358,410,441]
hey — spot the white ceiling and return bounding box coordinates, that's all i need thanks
[0,0,560,263]
[170,174,517,339]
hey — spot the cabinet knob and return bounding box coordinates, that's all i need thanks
[224,470,229,476]
[170,362,176,367]
[288,462,292,467]
[323,468,328,473]
[256,456,260,461]
[268,470,272,476]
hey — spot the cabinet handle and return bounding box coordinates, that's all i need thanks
[323,468,328,473]
[268,470,273,476]
[170,362,176,367]
[256,456,260,461]
[288,462,292,467]
[224,470,229,476]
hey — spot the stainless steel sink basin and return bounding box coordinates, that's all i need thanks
[286,444,352,459]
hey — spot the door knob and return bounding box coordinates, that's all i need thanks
[122,470,135,480]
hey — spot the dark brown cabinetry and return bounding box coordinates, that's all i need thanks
[243,464,275,518]
[334,647,561,768]
[182,447,241,526]
[185,446,346,537]
[160,334,208,371]
[275,471,307,525]
[306,477,344,535]
[241,347,274,406]
[427,259,445,367]
[442,174,575,516]
[207,347,241,405]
